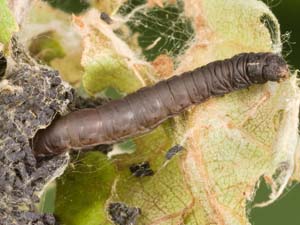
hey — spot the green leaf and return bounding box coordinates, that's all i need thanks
[118,0,195,61]
[82,54,143,95]
[76,13,150,95]
[37,181,57,213]
[29,31,66,64]
[55,124,173,225]
[293,140,300,182]
[0,0,18,45]
[23,1,84,86]
[89,0,125,15]
[55,152,116,225]
[43,0,90,14]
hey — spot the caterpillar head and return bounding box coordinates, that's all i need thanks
[247,53,289,84]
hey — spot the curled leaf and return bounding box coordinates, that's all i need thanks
[75,11,156,95]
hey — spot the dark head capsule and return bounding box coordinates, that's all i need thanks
[246,53,288,83]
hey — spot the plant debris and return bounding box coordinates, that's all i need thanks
[165,144,184,160]
[129,161,154,177]
[0,52,7,79]
[107,202,141,225]
[0,39,72,224]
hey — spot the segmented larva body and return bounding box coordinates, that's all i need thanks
[33,52,288,156]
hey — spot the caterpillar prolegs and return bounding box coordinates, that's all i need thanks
[33,52,289,156]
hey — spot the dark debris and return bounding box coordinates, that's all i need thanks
[0,40,72,224]
[165,144,184,160]
[90,144,113,155]
[108,202,141,225]
[100,12,113,24]
[69,94,107,110]
[0,52,7,79]
[129,161,154,177]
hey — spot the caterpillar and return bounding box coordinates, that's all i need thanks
[33,52,289,156]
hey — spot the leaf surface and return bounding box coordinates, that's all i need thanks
[44,0,300,224]
[0,0,18,46]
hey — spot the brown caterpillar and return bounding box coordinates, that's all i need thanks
[33,52,289,156]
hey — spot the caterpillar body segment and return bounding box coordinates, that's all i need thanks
[33,52,289,156]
